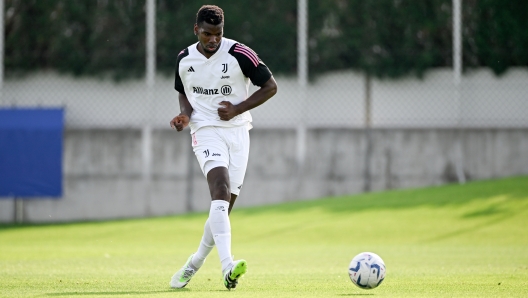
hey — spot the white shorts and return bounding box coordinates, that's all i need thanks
[191,125,250,196]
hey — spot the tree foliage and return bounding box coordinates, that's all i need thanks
[4,0,527,80]
[6,0,145,80]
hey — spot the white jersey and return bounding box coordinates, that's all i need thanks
[175,38,272,134]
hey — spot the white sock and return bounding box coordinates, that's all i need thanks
[191,218,215,269]
[208,200,233,272]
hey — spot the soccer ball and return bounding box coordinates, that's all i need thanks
[348,252,386,289]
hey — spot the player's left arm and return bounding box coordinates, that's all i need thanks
[219,44,278,121]
[218,76,277,121]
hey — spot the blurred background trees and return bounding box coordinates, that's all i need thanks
[4,0,527,80]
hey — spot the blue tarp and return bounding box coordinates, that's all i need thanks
[0,108,64,197]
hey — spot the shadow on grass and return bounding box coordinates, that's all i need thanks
[230,176,528,244]
[462,204,508,218]
[237,176,528,216]
[46,289,182,296]
[423,212,514,243]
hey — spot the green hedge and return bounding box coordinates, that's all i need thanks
[4,0,527,80]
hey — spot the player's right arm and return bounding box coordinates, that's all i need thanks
[170,92,193,132]
[170,48,192,132]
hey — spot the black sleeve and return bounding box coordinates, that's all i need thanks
[228,43,272,87]
[174,48,189,94]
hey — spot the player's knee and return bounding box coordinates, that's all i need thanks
[211,179,230,201]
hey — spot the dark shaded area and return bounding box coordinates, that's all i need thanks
[4,0,528,81]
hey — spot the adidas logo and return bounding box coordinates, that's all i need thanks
[188,66,195,72]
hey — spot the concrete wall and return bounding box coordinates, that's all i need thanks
[2,68,527,129]
[1,128,527,223]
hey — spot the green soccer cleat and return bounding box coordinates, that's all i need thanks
[170,254,197,288]
[223,259,248,290]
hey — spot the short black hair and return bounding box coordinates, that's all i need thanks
[196,5,224,26]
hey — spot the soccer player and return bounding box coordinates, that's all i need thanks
[169,5,278,290]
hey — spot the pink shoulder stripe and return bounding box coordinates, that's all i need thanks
[234,45,259,67]
[178,49,185,56]
[238,44,259,57]
[235,44,259,60]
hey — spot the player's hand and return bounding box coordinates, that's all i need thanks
[218,101,240,121]
[170,114,190,131]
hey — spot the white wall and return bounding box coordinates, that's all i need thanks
[1,68,527,129]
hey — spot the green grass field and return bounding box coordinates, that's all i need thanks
[1,176,528,297]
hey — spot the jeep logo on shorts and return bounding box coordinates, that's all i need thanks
[221,85,232,96]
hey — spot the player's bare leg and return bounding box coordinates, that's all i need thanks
[207,167,231,203]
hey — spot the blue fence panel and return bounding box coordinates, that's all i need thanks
[0,108,64,197]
